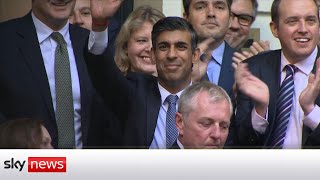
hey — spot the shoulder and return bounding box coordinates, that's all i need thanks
[245,49,281,67]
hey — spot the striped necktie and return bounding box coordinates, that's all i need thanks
[269,64,297,149]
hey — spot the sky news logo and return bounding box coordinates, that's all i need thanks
[3,157,66,172]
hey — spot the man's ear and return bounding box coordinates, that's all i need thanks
[270,21,279,38]
[192,48,200,64]
[176,112,185,136]
[183,12,188,20]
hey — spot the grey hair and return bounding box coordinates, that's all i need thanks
[178,81,233,120]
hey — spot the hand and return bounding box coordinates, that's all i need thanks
[233,51,254,63]
[299,58,320,115]
[249,40,270,55]
[233,62,269,117]
[91,0,124,31]
[191,38,216,82]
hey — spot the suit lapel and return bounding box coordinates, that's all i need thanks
[218,43,235,95]
[17,12,55,122]
[69,24,91,143]
[146,80,161,146]
[260,50,282,145]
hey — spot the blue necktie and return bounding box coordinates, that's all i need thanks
[51,32,75,149]
[166,95,179,148]
[269,64,297,149]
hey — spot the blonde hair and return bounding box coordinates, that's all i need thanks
[115,5,165,75]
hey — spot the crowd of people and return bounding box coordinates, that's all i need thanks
[0,0,320,149]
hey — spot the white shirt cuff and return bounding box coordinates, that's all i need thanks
[88,28,109,55]
[303,105,320,131]
[251,107,269,134]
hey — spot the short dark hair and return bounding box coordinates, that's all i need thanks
[0,118,44,148]
[251,0,258,18]
[152,16,198,53]
[271,0,319,25]
[183,0,233,16]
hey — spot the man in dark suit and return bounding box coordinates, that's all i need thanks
[234,0,320,148]
[182,0,236,98]
[86,17,200,148]
[174,81,232,149]
[0,0,123,148]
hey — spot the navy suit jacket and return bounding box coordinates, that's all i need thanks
[86,46,166,148]
[201,42,236,147]
[235,49,320,148]
[201,42,236,99]
[0,12,100,148]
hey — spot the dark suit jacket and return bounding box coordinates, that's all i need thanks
[201,42,236,147]
[201,42,236,99]
[235,49,320,148]
[169,140,181,149]
[0,12,101,148]
[86,46,165,148]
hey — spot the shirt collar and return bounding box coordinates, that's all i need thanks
[158,82,190,105]
[177,139,184,149]
[211,41,225,65]
[31,12,70,44]
[280,47,318,75]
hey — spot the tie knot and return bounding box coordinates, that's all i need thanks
[285,64,297,75]
[165,94,178,105]
[51,32,66,45]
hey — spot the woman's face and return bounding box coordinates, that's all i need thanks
[126,21,157,76]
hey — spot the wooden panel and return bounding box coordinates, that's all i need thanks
[134,0,162,12]
[0,0,31,22]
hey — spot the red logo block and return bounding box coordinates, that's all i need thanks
[28,157,66,172]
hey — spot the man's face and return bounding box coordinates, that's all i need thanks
[69,0,92,30]
[177,91,231,149]
[225,0,254,49]
[152,30,199,93]
[32,0,76,30]
[270,0,319,63]
[184,0,231,44]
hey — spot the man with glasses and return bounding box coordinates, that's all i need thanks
[225,0,258,50]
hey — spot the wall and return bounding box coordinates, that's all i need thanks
[251,1,281,49]
[160,0,281,50]
[0,0,31,22]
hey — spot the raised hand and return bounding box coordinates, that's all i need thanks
[90,0,124,31]
[299,58,320,115]
[249,40,270,55]
[233,62,269,117]
[192,37,216,82]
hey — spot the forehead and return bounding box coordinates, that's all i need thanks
[190,0,228,5]
[278,0,318,18]
[155,30,192,44]
[231,0,254,14]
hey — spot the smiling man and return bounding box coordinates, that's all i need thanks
[225,0,258,50]
[86,17,200,148]
[234,0,320,148]
[0,0,123,148]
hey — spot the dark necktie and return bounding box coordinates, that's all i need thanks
[51,32,75,149]
[165,94,179,148]
[269,64,297,149]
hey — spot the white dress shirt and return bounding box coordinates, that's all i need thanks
[32,12,108,148]
[149,83,186,149]
[252,48,320,148]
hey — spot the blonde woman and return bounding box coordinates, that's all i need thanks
[115,5,165,76]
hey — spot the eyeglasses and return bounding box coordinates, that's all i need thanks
[232,12,254,26]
